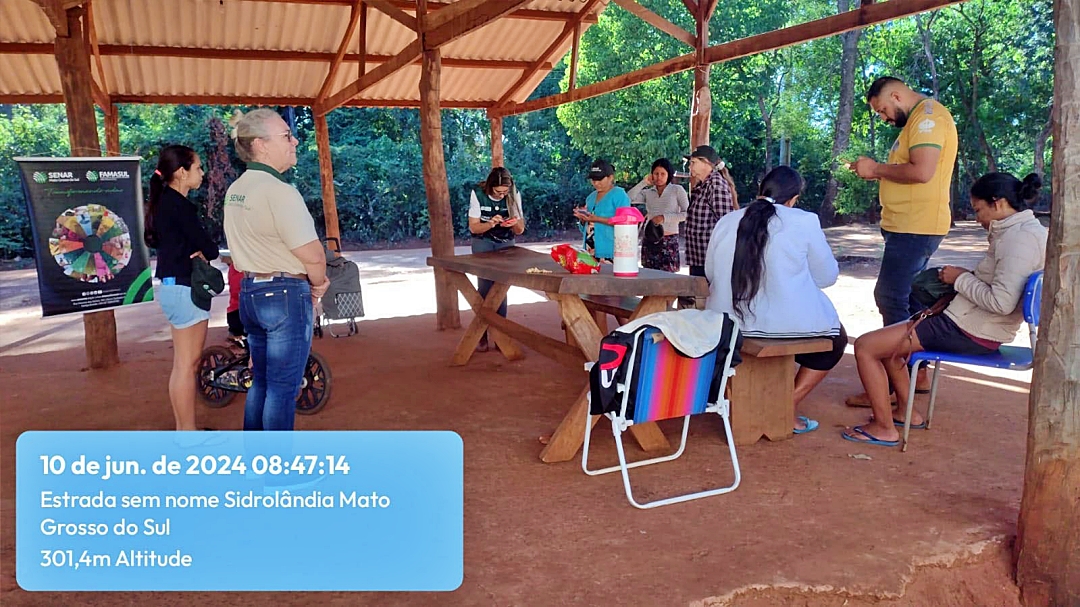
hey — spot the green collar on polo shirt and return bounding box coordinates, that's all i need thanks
[247,162,287,182]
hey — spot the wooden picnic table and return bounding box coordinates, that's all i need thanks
[427,246,709,463]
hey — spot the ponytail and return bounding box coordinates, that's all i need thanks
[730,165,805,321]
[144,145,197,249]
[731,199,777,321]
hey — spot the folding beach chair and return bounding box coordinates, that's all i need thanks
[901,271,1043,452]
[582,312,742,509]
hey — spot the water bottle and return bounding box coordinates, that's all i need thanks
[611,207,645,277]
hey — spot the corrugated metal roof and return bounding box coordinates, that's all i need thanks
[0,0,605,108]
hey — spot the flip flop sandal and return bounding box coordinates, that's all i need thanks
[841,425,900,447]
[793,416,819,435]
[893,418,928,429]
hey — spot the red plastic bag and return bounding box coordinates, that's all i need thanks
[550,244,601,274]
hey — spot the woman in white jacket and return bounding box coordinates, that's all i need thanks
[846,172,1047,447]
[706,166,846,435]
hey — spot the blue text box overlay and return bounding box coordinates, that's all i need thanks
[16,431,463,591]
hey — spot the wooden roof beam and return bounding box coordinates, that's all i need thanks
[703,0,720,22]
[85,0,110,108]
[317,0,365,104]
[236,0,599,22]
[0,92,490,109]
[494,0,605,107]
[680,0,698,17]
[0,42,546,70]
[316,39,420,115]
[32,0,68,37]
[319,0,533,113]
[611,0,696,47]
[365,0,417,30]
[491,0,965,117]
[423,0,535,49]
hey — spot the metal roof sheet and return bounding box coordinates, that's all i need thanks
[0,0,605,108]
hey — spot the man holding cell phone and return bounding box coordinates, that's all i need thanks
[846,76,958,405]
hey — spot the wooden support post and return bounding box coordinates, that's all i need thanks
[1015,0,1080,601]
[55,6,119,369]
[419,48,460,330]
[690,4,711,148]
[490,115,503,168]
[358,2,367,79]
[569,21,582,91]
[104,105,120,156]
[314,114,341,243]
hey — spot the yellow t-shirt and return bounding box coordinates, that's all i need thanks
[878,98,958,236]
[222,164,319,276]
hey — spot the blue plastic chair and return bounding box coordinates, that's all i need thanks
[901,271,1043,451]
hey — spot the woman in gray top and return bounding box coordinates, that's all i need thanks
[627,158,689,272]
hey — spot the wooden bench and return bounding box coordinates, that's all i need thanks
[728,337,835,446]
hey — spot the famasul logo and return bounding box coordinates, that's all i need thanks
[33,172,47,184]
[86,170,99,182]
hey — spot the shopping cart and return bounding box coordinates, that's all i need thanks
[314,237,364,338]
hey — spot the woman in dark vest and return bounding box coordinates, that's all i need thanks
[467,167,526,352]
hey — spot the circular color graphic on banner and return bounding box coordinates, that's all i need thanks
[49,204,133,283]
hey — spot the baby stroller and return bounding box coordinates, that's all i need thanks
[314,237,365,338]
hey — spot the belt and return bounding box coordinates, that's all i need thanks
[244,271,307,280]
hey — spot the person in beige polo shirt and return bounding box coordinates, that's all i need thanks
[223,108,330,431]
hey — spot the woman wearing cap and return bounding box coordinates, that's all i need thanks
[628,158,689,272]
[468,167,526,352]
[223,109,331,432]
[705,166,844,435]
[574,159,631,262]
[144,144,218,431]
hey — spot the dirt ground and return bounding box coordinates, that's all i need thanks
[0,223,1033,606]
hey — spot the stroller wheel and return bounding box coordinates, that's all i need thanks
[295,351,332,415]
[197,345,239,408]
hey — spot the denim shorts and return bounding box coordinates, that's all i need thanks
[156,283,211,329]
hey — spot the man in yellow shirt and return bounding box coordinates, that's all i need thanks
[849,76,958,403]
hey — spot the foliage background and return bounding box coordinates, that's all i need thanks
[0,0,1053,259]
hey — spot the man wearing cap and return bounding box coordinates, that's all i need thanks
[574,159,631,262]
[847,76,958,404]
[684,145,736,285]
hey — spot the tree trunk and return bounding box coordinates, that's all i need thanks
[820,0,860,226]
[1014,0,1080,602]
[314,114,340,243]
[419,48,461,330]
[916,13,940,97]
[56,6,119,369]
[1033,109,1053,179]
[758,94,774,173]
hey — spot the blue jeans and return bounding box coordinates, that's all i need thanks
[875,230,945,326]
[470,238,514,318]
[239,276,314,431]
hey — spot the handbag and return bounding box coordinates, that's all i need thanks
[910,267,956,309]
[641,219,664,247]
[889,267,958,363]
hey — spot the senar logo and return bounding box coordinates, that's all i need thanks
[33,172,47,184]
